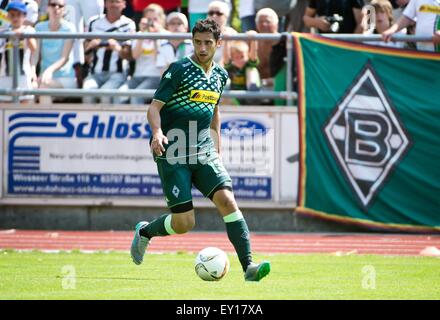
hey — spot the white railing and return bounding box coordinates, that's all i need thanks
[0,32,435,104]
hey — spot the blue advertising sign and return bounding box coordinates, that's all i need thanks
[6,110,274,200]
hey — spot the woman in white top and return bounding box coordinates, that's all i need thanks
[156,12,193,72]
[206,0,237,66]
[116,3,166,105]
[0,1,36,103]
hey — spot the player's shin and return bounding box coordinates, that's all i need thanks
[139,214,176,239]
[223,210,252,272]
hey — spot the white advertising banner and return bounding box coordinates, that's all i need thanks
[280,112,299,202]
[5,109,275,201]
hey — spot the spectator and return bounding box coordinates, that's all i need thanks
[223,31,261,105]
[82,0,135,104]
[207,0,237,66]
[382,0,440,52]
[390,0,409,21]
[0,1,37,102]
[116,3,166,104]
[1,0,39,26]
[303,0,364,34]
[188,0,230,30]
[156,11,193,70]
[130,0,180,24]
[254,0,299,31]
[239,0,256,31]
[269,33,297,106]
[34,0,77,104]
[64,0,104,87]
[286,0,310,32]
[255,8,278,85]
[362,0,404,48]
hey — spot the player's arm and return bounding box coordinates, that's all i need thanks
[147,99,168,156]
[210,104,221,156]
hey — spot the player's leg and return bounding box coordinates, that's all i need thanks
[192,153,270,281]
[130,160,194,265]
[211,188,270,281]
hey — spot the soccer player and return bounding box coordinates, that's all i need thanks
[130,18,271,282]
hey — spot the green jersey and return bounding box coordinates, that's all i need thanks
[153,56,229,158]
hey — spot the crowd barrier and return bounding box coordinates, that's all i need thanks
[0,31,434,104]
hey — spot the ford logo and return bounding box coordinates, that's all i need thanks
[221,119,267,139]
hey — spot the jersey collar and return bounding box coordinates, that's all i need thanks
[188,56,216,79]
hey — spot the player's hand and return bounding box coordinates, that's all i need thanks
[151,132,168,156]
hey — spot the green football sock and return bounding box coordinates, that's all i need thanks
[139,214,176,239]
[224,210,253,272]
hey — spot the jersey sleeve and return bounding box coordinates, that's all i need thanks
[216,68,229,106]
[153,62,183,104]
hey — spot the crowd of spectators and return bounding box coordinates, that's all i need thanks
[0,0,439,105]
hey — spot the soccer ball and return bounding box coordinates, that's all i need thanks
[194,247,230,281]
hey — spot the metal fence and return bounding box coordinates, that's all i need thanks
[0,31,435,104]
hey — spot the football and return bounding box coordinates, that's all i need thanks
[194,247,230,281]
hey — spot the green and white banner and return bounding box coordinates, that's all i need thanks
[294,33,440,232]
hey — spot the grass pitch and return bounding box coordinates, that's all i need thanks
[0,250,439,300]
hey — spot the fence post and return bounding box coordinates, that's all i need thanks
[11,33,20,104]
[285,32,294,107]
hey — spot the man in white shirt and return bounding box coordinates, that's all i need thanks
[382,0,440,51]
[82,0,135,104]
[64,0,104,84]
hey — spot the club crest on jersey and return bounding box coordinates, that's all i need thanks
[323,63,411,208]
[189,90,220,104]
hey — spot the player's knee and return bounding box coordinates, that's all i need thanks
[216,194,237,212]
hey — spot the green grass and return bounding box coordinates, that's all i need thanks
[0,250,439,299]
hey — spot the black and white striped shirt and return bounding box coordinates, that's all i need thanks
[87,14,135,74]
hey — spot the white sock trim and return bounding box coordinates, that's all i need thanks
[164,214,177,235]
[223,210,244,223]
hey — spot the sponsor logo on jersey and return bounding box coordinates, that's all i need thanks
[189,90,220,104]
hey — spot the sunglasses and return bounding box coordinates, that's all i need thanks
[49,3,65,8]
[208,11,224,16]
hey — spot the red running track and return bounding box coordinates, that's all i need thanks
[1,229,440,256]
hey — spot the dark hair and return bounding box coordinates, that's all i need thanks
[192,18,221,41]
